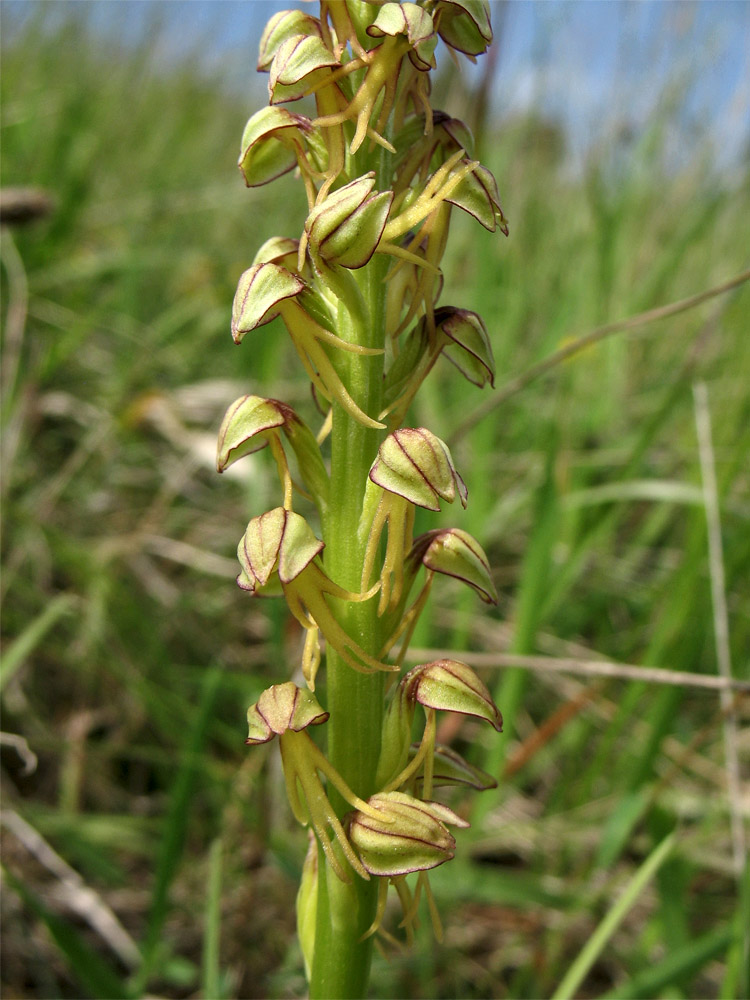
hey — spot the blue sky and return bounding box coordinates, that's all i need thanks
[4,1,749,172]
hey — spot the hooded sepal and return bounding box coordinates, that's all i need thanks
[433,306,495,388]
[231,263,385,430]
[348,790,468,876]
[268,32,340,105]
[217,395,329,513]
[232,263,306,343]
[246,681,329,744]
[216,395,291,471]
[403,659,503,731]
[258,9,324,71]
[409,527,497,604]
[435,0,493,57]
[369,428,467,511]
[238,106,315,189]
[366,2,437,72]
[237,507,323,594]
[445,160,509,234]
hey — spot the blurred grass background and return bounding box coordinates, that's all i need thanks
[1,3,748,998]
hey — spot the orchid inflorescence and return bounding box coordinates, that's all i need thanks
[218,0,506,981]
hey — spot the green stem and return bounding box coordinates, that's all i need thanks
[310,257,388,999]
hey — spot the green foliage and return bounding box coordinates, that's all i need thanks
[1,6,747,999]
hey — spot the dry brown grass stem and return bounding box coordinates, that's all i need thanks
[692,380,747,877]
[405,647,750,693]
[0,809,141,969]
[451,267,750,443]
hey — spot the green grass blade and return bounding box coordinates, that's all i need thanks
[602,923,733,999]
[721,856,750,1000]
[552,832,676,1000]
[132,664,223,993]
[2,864,132,999]
[0,594,76,692]
[595,787,652,870]
[476,431,559,815]
[201,836,223,1000]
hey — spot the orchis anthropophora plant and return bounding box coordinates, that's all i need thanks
[218,3,506,996]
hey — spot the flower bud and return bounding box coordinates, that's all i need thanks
[409,527,497,603]
[305,173,393,270]
[269,33,339,105]
[238,106,314,188]
[369,428,467,511]
[403,659,503,731]
[246,681,329,744]
[258,9,324,71]
[348,791,468,876]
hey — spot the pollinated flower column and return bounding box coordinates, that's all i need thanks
[217,3,507,996]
